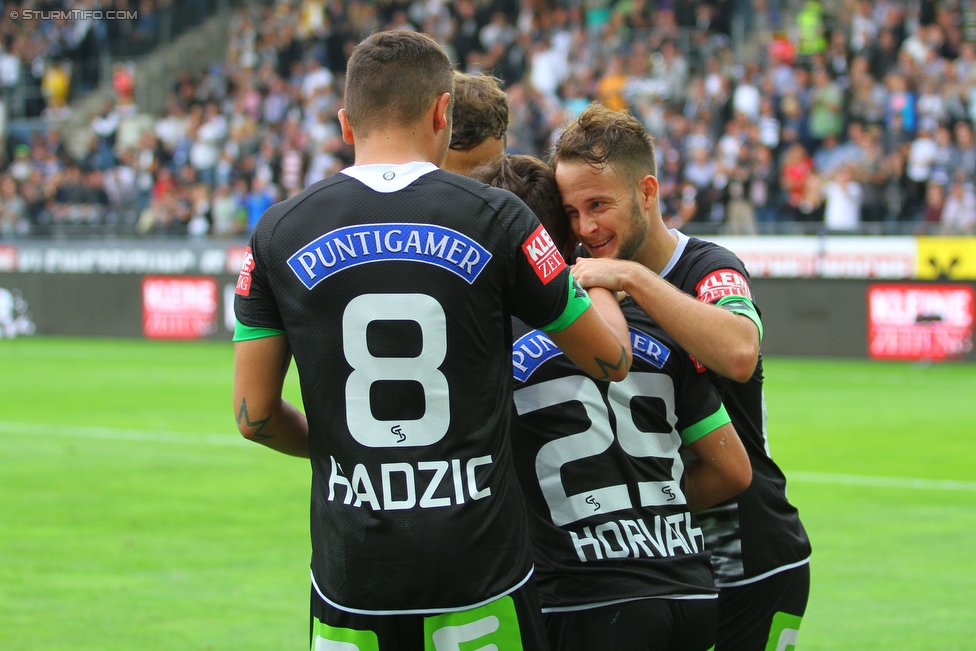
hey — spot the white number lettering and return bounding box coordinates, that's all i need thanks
[514,376,631,527]
[343,293,449,448]
[610,374,686,507]
[515,373,685,527]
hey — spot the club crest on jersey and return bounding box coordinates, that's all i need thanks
[512,329,563,382]
[630,327,671,369]
[522,224,566,284]
[696,269,752,304]
[235,246,255,296]
[288,223,492,289]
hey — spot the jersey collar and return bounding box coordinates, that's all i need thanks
[340,161,439,193]
[658,229,690,278]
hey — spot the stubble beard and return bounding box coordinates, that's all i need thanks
[614,193,649,262]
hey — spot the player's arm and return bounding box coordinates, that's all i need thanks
[546,286,631,382]
[683,422,751,513]
[233,335,309,458]
[572,257,760,382]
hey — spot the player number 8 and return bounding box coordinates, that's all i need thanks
[343,293,450,448]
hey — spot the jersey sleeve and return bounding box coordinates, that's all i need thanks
[673,355,731,446]
[694,267,763,342]
[233,217,286,342]
[505,202,590,332]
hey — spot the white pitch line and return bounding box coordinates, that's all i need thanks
[0,422,247,446]
[3,423,974,491]
[789,471,976,492]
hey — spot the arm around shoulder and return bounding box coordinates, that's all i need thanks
[683,422,752,513]
[574,258,759,382]
[547,287,632,382]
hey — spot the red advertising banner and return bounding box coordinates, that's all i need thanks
[868,284,975,360]
[142,276,218,339]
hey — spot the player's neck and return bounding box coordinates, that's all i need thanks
[636,218,679,275]
[351,128,448,167]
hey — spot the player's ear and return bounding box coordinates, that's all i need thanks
[638,174,659,210]
[338,108,355,145]
[432,92,451,135]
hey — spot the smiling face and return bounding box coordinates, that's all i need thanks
[555,161,651,262]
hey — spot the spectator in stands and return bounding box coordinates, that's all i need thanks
[807,66,845,147]
[595,55,629,112]
[8,144,32,183]
[8,0,976,239]
[795,172,826,225]
[951,122,976,180]
[245,176,276,232]
[210,182,243,238]
[90,100,120,170]
[885,72,917,135]
[883,150,913,226]
[940,176,976,235]
[921,181,947,229]
[41,61,72,120]
[906,126,939,214]
[0,174,27,238]
[725,146,758,235]
[104,152,139,225]
[781,142,814,218]
[751,145,781,232]
[859,128,889,224]
[823,164,864,233]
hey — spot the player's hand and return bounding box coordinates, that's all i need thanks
[571,257,643,293]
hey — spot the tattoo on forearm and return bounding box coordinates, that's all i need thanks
[594,346,630,380]
[236,398,272,441]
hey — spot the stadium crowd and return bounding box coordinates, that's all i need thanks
[2,0,976,239]
[0,0,225,119]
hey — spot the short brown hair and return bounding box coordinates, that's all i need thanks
[344,30,455,138]
[450,72,509,151]
[470,154,572,254]
[550,103,657,185]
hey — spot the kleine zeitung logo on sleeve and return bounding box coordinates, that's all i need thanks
[696,269,753,303]
[235,246,255,296]
[522,224,566,285]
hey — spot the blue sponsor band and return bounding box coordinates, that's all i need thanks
[512,329,563,383]
[629,328,671,369]
[288,223,492,288]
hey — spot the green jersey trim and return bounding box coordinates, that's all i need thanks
[680,404,731,446]
[716,294,764,342]
[540,271,592,333]
[233,318,285,342]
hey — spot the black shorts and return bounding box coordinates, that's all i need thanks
[715,561,810,651]
[310,580,549,651]
[544,597,718,651]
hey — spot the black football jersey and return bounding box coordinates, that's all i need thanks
[510,299,729,611]
[661,231,811,586]
[235,162,586,614]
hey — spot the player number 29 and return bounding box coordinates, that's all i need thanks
[343,293,449,448]
[514,373,685,527]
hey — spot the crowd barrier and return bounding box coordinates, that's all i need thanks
[1,237,973,362]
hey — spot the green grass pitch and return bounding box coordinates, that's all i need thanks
[1,337,974,650]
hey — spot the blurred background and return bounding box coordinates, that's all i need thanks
[1,0,976,240]
[0,0,973,356]
[0,2,974,650]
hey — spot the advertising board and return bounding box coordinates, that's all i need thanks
[867,283,975,360]
[142,276,219,340]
